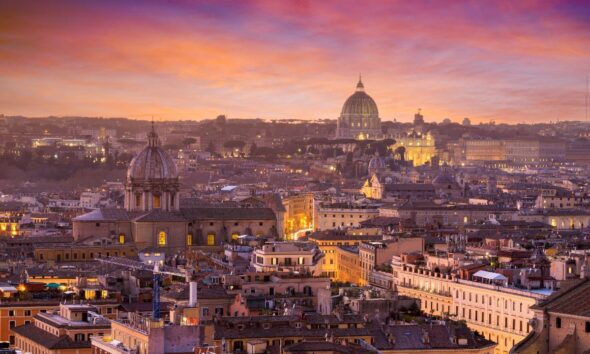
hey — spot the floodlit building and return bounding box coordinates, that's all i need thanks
[335,77,382,140]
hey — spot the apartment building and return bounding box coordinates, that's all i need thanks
[315,203,380,231]
[0,299,118,345]
[12,303,111,354]
[250,242,323,275]
[392,256,548,354]
[359,237,424,286]
[308,231,382,279]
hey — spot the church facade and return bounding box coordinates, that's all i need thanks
[73,125,278,252]
[335,77,382,140]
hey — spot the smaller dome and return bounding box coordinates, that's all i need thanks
[127,125,178,181]
[368,155,386,175]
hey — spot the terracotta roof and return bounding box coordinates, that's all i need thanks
[531,278,590,317]
[181,207,276,220]
[12,324,91,349]
[284,341,375,353]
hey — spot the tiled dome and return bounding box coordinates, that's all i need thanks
[340,79,379,118]
[127,126,178,181]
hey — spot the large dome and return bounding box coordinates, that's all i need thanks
[340,80,379,117]
[127,128,178,181]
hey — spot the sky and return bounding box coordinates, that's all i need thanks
[1,0,590,123]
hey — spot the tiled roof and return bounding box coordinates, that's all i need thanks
[74,206,277,222]
[531,278,590,317]
[12,324,91,349]
[284,341,375,353]
[132,210,186,222]
[181,207,276,220]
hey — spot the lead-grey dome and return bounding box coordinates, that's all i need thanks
[127,127,178,181]
[340,80,379,118]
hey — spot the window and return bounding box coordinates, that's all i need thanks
[9,320,15,328]
[153,194,161,208]
[24,310,31,316]
[186,233,193,246]
[556,317,562,328]
[158,231,167,246]
[135,194,141,208]
[119,233,125,244]
[207,233,215,246]
[9,336,14,345]
[231,232,239,240]
[202,307,210,317]
[298,257,305,265]
[8,310,15,317]
[585,321,590,333]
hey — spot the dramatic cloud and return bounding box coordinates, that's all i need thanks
[1,0,589,122]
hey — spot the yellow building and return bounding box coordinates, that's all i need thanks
[308,231,382,280]
[336,246,363,285]
[0,218,19,237]
[393,257,547,354]
[315,203,380,231]
[282,193,314,239]
[390,131,437,166]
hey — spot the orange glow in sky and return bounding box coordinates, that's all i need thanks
[1,0,589,123]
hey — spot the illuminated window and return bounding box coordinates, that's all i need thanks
[158,231,167,246]
[463,216,469,224]
[207,233,215,246]
[118,234,125,244]
[135,194,141,208]
[550,219,557,227]
[153,195,161,209]
[231,233,239,240]
[186,233,193,246]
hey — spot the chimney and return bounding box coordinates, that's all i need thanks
[189,281,198,307]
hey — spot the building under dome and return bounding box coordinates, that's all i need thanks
[72,124,279,252]
[335,77,382,140]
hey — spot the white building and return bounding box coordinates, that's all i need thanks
[251,242,323,276]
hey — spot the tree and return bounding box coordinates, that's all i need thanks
[223,140,246,150]
[182,137,197,147]
[206,141,216,154]
[249,143,258,156]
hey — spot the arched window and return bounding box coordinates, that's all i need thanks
[186,233,193,246]
[153,195,161,209]
[207,233,215,246]
[158,231,167,246]
[118,234,125,244]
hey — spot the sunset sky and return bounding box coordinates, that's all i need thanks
[1,0,589,123]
